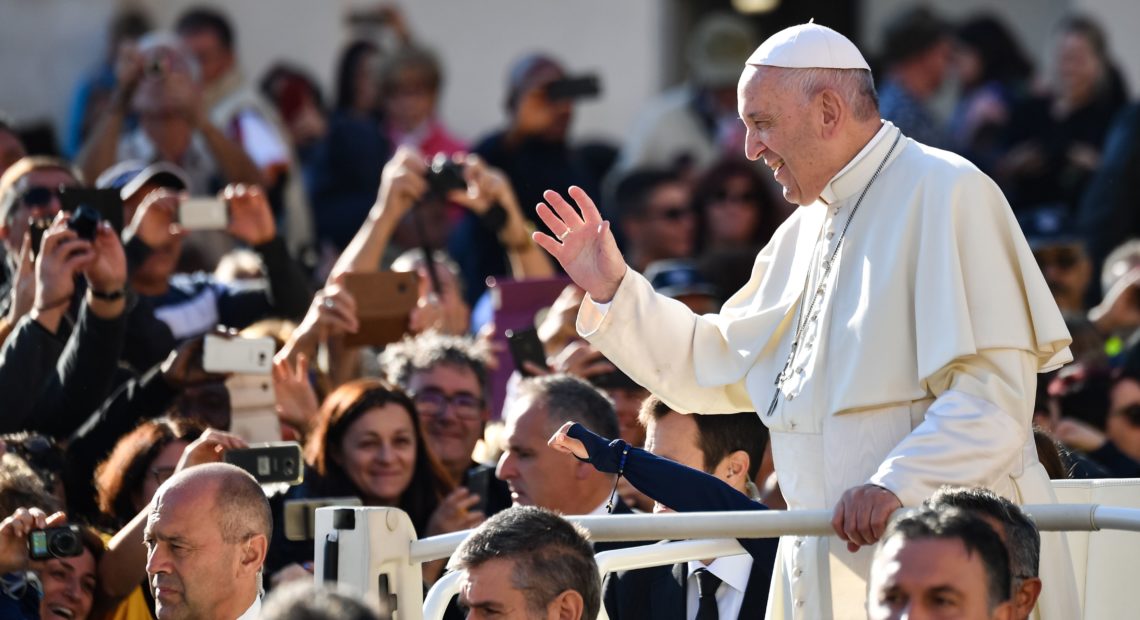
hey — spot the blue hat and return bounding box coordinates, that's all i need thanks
[95,159,189,201]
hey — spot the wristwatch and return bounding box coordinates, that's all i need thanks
[89,287,127,301]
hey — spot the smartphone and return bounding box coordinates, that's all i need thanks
[505,327,547,376]
[58,187,124,233]
[28,217,51,257]
[202,334,275,375]
[284,497,362,541]
[341,271,419,348]
[179,197,229,231]
[545,75,601,101]
[223,442,304,485]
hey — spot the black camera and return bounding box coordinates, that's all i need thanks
[66,205,101,242]
[27,526,84,560]
[425,155,467,199]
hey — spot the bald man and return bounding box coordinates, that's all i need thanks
[144,463,271,620]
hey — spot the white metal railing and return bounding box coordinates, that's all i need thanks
[314,504,1140,620]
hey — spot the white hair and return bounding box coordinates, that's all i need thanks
[780,68,879,121]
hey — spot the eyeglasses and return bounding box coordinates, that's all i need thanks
[412,387,485,421]
[150,466,177,486]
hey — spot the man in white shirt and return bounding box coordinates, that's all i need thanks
[144,463,270,620]
[603,397,772,619]
[496,375,631,525]
[532,22,1077,620]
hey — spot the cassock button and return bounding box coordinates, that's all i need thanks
[794,568,803,577]
[795,600,805,609]
[794,538,803,547]
[826,231,835,240]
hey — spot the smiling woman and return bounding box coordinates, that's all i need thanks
[36,526,103,620]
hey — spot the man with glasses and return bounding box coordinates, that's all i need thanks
[380,331,512,516]
[614,169,696,273]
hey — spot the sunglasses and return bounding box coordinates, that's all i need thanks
[19,185,61,209]
[710,190,763,204]
[1034,247,1082,270]
[648,206,694,222]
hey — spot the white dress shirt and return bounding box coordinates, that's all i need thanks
[234,596,262,620]
[686,554,754,620]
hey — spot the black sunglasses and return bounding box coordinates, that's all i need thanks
[711,189,763,204]
[19,186,60,209]
[649,206,693,222]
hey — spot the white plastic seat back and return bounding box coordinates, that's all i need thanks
[1051,478,1140,619]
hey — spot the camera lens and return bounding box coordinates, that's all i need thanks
[48,528,83,558]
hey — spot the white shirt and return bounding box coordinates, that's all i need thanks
[234,596,261,620]
[685,554,754,620]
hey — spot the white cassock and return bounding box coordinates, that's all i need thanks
[578,122,1081,619]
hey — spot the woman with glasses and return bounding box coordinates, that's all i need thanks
[267,378,482,585]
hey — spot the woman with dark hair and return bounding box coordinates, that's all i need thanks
[309,41,394,251]
[690,157,786,299]
[949,14,1034,171]
[268,378,482,584]
[94,418,204,527]
[259,64,328,166]
[998,14,1126,215]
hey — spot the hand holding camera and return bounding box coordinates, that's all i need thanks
[225,184,276,246]
[32,215,95,329]
[83,216,128,306]
[125,189,182,250]
[7,232,37,325]
[0,507,70,573]
[176,428,250,471]
[112,42,146,112]
[373,146,429,223]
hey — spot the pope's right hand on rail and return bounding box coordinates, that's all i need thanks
[533,186,628,303]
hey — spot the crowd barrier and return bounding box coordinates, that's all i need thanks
[312,478,1140,620]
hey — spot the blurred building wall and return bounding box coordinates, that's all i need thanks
[1076,0,1140,97]
[0,0,665,150]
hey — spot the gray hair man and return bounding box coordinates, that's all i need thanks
[496,374,622,516]
[453,505,600,620]
[144,462,271,620]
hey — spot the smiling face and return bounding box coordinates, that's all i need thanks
[37,548,96,620]
[738,66,830,206]
[408,364,487,479]
[337,404,418,505]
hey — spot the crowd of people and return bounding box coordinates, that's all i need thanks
[1,3,1139,619]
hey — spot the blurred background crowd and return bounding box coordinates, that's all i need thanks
[2,0,1140,618]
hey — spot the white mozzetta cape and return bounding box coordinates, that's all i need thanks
[579,123,1078,619]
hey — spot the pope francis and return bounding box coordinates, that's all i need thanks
[531,22,1080,620]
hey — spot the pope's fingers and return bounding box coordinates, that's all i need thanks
[568,185,603,225]
[532,231,564,259]
[831,499,849,542]
[543,190,585,229]
[535,203,569,237]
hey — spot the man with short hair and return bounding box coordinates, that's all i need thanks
[614,169,695,273]
[603,397,773,619]
[144,462,271,620]
[175,6,313,255]
[381,331,511,516]
[453,505,600,620]
[535,20,1076,619]
[496,374,624,517]
[868,506,1014,620]
[927,487,1042,620]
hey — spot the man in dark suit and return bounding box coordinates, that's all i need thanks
[603,398,773,619]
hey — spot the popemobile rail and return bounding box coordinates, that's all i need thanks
[312,478,1140,620]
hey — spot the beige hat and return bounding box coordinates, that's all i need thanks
[746,22,870,71]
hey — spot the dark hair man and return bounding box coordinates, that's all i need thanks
[453,505,600,620]
[868,506,1013,620]
[927,487,1042,620]
[144,462,271,620]
[603,397,772,619]
[496,374,622,517]
[614,169,695,273]
[381,331,511,516]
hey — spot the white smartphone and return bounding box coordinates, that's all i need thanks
[179,197,228,231]
[202,335,275,375]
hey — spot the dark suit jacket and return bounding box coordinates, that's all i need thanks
[603,554,771,620]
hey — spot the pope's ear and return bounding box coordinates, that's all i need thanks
[818,88,844,136]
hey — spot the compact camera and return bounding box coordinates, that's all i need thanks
[27,526,84,560]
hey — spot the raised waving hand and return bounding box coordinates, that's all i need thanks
[532,186,627,303]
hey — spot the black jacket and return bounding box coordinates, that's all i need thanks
[603,554,772,620]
